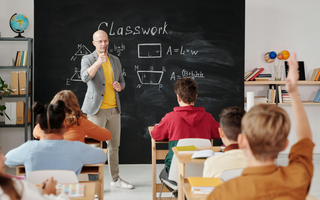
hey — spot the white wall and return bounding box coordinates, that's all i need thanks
[0,0,34,154]
[0,0,319,154]
[245,0,320,153]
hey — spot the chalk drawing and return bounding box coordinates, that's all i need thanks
[138,43,162,58]
[135,65,165,89]
[70,44,91,61]
[66,67,82,85]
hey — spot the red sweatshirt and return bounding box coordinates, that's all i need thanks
[151,105,220,169]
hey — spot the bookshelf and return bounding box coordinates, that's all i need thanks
[0,37,33,142]
[245,81,320,105]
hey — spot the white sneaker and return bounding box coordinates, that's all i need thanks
[111,178,134,189]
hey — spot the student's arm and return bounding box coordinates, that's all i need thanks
[33,124,44,140]
[78,142,107,164]
[5,142,30,166]
[150,114,170,141]
[286,53,312,141]
[83,117,112,141]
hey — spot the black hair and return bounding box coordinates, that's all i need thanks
[32,100,66,134]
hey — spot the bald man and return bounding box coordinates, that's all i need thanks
[81,30,133,189]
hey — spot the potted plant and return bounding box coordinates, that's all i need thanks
[0,77,13,119]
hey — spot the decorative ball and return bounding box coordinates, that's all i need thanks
[264,52,275,63]
[277,53,284,60]
[9,13,29,38]
[281,50,290,60]
[269,51,277,59]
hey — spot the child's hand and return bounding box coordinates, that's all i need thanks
[41,177,57,195]
[285,52,299,94]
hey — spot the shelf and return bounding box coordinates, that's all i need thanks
[245,81,320,85]
[0,122,31,127]
[1,94,31,98]
[0,37,32,41]
[0,66,32,69]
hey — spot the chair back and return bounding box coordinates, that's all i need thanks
[168,138,211,182]
[27,170,79,184]
[220,168,244,182]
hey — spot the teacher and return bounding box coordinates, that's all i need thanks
[80,30,133,189]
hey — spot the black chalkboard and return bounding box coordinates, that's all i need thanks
[34,0,245,164]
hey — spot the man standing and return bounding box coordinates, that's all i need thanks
[81,30,133,189]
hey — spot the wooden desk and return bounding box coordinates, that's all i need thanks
[183,179,208,200]
[173,146,221,200]
[149,126,171,200]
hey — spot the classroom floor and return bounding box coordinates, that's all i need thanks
[5,153,320,199]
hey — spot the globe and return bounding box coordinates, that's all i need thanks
[9,13,29,38]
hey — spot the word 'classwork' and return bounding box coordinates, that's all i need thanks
[98,21,169,36]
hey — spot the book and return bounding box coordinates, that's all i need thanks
[244,68,258,81]
[267,89,272,103]
[10,102,17,124]
[5,102,11,124]
[191,150,221,159]
[250,68,264,81]
[254,77,269,81]
[20,51,25,66]
[254,96,268,103]
[285,61,306,80]
[56,183,85,197]
[246,68,260,81]
[315,68,320,81]
[22,51,28,66]
[188,177,223,194]
[14,51,20,66]
[176,145,198,153]
[309,68,318,81]
[313,89,320,103]
[244,71,252,80]
[257,73,272,77]
[278,85,283,103]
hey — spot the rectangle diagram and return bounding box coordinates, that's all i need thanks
[138,43,162,58]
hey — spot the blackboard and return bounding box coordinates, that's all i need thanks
[34,0,245,164]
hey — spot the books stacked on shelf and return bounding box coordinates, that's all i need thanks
[10,71,31,95]
[267,88,277,103]
[4,101,31,125]
[309,68,320,81]
[313,89,320,103]
[244,68,265,81]
[254,73,272,81]
[282,90,300,103]
[254,96,268,104]
[187,177,223,194]
[14,51,28,66]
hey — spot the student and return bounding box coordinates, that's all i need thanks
[0,146,69,200]
[203,106,247,178]
[207,53,314,200]
[151,77,220,182]
[5,100,107,176]
[33,90,112,143]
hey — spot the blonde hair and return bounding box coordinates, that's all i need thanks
[241,104,290,161]
[50,90,86,126]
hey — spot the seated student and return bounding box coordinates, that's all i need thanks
[151,77,220,182]
[207,53,314,200]
[203,106,247,178]
[0,146,68,200]
[5,100,107,176]
[33,90,112,143]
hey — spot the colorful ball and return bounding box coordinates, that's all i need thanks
[277,53,284,60]
[269,51,277,59]
[264,52,275,63]
[281,50,290,60]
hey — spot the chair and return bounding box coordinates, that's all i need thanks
[159,138,212,200]
[219,168,244,182]
[26,170,79,184]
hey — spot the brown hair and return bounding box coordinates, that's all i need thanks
[50,90,86,126]
[0,175,21,200]
[219,106,246,141]
[241,104,290,161]
[174,78,197,104]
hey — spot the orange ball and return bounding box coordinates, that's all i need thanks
[281,50,290,60]
[277,53,283,59]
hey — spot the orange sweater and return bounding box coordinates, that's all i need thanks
[33,117,112,142]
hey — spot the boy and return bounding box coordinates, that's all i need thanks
[207,53,314,200]
[203,106,247,178]
[151,77,220,180]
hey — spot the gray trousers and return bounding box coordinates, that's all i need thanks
[87,107,120,181]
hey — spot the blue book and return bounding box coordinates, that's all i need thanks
[257,73,272,77]
[20,51,24,66]
[313,89,320,103]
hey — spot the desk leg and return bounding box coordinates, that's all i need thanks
[98,165,104,200]
[152,139,156,200]
[177,161,185,200]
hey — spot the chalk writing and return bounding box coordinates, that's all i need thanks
[135,65,165,89]
[109,43,125,56]
[138,43,162,58]
[66,67,82,85]
[70,44,91,61]
[170,69,205,80]
[166,46,198,56]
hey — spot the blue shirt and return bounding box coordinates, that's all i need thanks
[5,140,107,176]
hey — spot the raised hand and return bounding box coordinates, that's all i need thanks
[286,52,299,94]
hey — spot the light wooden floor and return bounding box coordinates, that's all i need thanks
[5,154,320,200]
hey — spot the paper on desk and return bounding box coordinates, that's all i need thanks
[191,150,223,159]
[56,183,84,197]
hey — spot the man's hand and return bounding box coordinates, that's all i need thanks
[112,81,123,92]
[97,52,107,65]
[41,177,57,195]
[286,52,299,94]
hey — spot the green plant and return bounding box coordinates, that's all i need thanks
[0,77,13,119]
